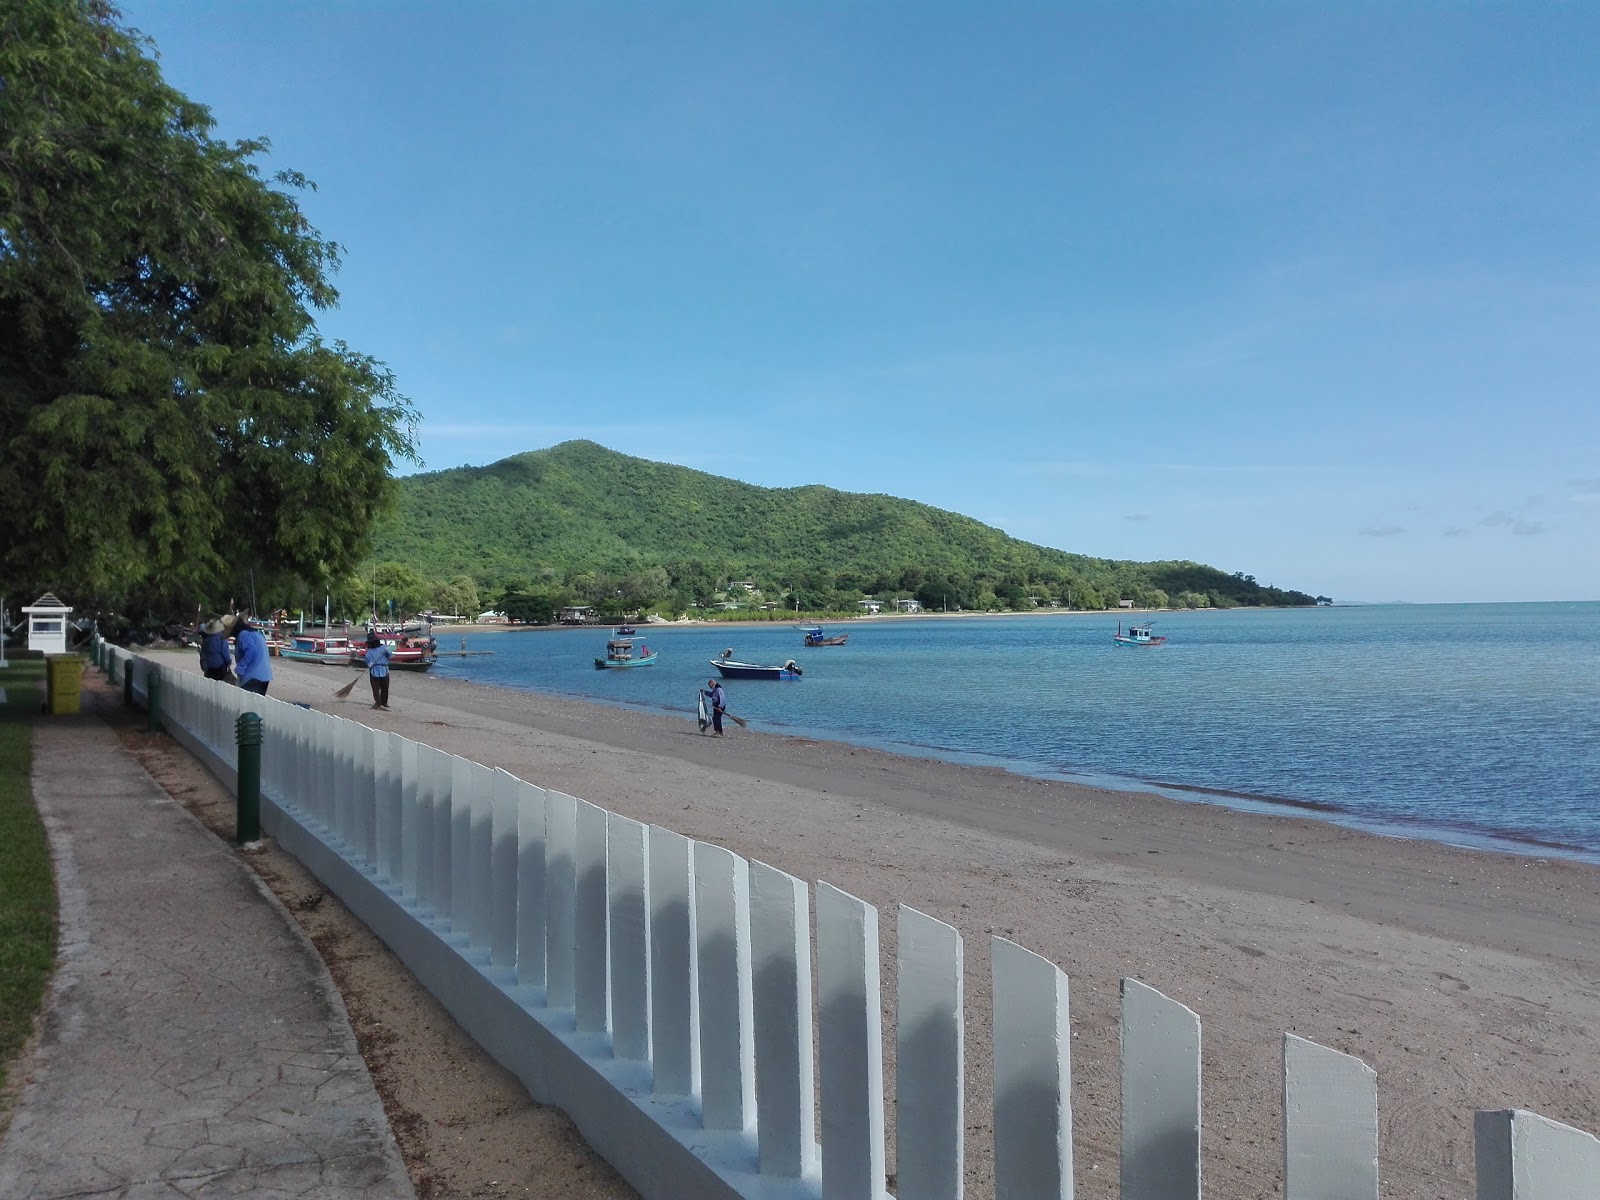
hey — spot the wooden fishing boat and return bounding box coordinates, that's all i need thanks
[801,626,848,647]
[1113,621,1167,647]
[279,634,357,665]
[347,629,438,670]
[595,638,657,669]
[709,654,802,680]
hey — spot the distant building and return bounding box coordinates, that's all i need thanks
[895,599,923,613]
[557,606,593,625]
[1119,599,1134,608]
[858,599,883,614]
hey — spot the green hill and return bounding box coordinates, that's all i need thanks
[361,440,1317,618]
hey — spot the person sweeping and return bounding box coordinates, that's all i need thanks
[365,632,392,710]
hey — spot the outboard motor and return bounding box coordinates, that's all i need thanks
[785,659,802,675]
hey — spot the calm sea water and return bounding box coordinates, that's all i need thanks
[429,604,1600,861]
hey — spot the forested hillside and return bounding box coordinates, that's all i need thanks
[359,441,1318,620]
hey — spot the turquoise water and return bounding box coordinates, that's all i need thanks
[430,604,1600,860]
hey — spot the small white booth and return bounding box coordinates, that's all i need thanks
[23,592,73,655]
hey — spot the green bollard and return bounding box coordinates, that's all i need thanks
[123,665,133,707]
[236,712,263,844]
[106,648,116,685]
[145,668,162,733]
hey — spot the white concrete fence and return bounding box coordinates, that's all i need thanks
[95,640,1600,1198]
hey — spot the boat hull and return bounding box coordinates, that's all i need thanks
[1112,635,1167,647]
[710,658,802,680]
[595,654,658,669]
[279,649,355,665]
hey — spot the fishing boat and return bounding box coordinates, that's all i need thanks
[595,638,657,669]
[614,624,637,637]
[1113,621,1167,647]
[709,653,803,680]
[279,634,357,665]
[348,629,438,671]
[801,626,848,647]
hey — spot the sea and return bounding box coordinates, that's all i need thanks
[428,603,1600,864]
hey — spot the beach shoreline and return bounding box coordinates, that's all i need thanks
[151,651,1600,1198]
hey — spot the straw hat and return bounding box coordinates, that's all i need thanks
[220,613,240,633]
[202,617,225,635]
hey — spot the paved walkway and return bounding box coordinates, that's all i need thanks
[0,684,415,1199]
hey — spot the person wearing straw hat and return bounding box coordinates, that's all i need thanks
[230,613,273,695]
[198,616,232,682]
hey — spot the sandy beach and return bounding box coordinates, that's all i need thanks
[148,651,1600,1198]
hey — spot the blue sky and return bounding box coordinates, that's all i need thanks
[124,2,1598,603]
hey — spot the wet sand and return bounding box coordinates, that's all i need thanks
[158,652,1600,1198]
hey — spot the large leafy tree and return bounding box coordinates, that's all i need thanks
[0,0,417,613]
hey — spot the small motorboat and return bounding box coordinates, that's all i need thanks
[710,652,802,680]
[801,626,848,647]
[596,638,657,669]
[614,624,637,636]
[1113,621,1167,647]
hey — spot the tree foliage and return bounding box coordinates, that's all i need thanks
[368,441,1318,615]
[0,0,417,612]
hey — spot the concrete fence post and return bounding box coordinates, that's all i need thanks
[749,860,817,1180]
[607,813,650,1061]
[449,755,474,936]
[694,842,754,1132]
[816,881,886,1200]
[491,770,521,971]
[897,905,964,1200]
[648,825,698,1097]
[467,761,496,952]
[1283,1034,1377,1200]
[399,737,421,901]
[373,731,401,884]
[992,936,1072,1200]
[544,791,578,1009]
[1475,1108,1600,1199]
[1121,978,1201,1200]
[575,801,611,1036]
[515,779,548,989]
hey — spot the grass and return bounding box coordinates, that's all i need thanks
[0,658,57,1096]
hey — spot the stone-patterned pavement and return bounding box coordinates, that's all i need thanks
[0,694,414,1199]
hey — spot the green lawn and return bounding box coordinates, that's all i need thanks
[0,659,57,1096]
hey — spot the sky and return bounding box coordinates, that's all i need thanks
[122,2,1599,603]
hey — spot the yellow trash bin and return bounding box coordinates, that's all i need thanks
[46,654,86,715]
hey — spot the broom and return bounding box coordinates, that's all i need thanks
[333,670,362,700]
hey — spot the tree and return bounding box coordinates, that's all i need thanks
[0,1,418,612]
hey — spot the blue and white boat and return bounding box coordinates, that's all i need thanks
[1113,621,1166,647]
[595,638,657,669]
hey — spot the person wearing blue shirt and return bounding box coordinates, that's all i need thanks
[198,617,232,682]
[365,633,392,710]
[702,678,727,736]
[231,615,273,695]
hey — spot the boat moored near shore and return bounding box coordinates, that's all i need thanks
[710,653,802,680]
